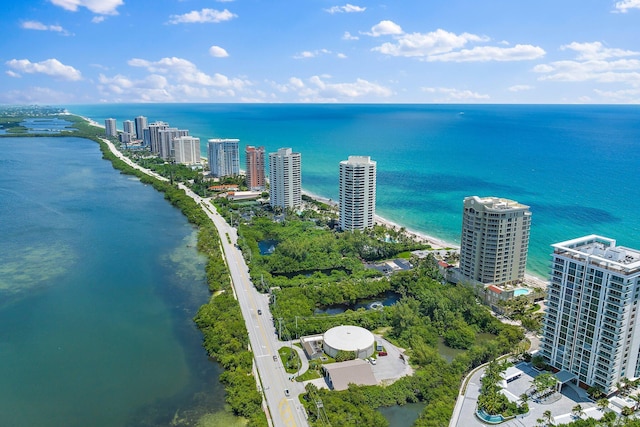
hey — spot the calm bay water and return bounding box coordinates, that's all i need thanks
[70,104,640,278]
[0,137,227,427]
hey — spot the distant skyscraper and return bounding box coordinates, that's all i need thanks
[339,156,377,231]
[459,196,531,286]
[158,127,188,160]
[174,136,201,165]
[104,118,117,137]
[123,120,135,136]
[147,121,169,155]
[269,147,301,210]
[245,146,266,190]
[134,116,148,140]
[540,235,640,394]
[207,139,240,177]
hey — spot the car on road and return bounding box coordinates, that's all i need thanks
[284,389,290,397]
[257,309,262,315]
[369,357,376,365]
[273,355,278,361]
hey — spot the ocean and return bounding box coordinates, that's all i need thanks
[0,136,227,427]
[70,104,640,278]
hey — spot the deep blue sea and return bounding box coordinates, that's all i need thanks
[0,137,229,427]
[70,104,640,278]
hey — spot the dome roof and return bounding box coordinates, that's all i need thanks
[323,325,374,352]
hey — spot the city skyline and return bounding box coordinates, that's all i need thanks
[2,1,640,104]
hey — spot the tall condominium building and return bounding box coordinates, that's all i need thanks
[158,127,188,160]
[134,116,148,140]
[339,156,377,231]
[245,146,266,190]
[174,136,201,165]
[269,148,301,210]
[540,235,640,394]
[459,196,531,286]
[207,139,240,177]
[104,118,117,137]
[147,121,169,155]
[123,120,135,136]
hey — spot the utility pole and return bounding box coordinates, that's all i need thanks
[278,318,283,339]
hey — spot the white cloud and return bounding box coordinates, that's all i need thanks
[534,41,640,86]
[614,0,640,13]
[422,87,490,101]
[6,70,21,78]
[168,8,237,24]
[128,56,249,90]
[0,86,78,104]
[272,75,392,101]
[594,88,640,102]
[342,31,359,41]
[209,45,229,57]
[373,28,486,57]
[337,53,347,59]
[6,58,82,81]
[21,21,69,35]
[325,4,366,14]
[49,0,123,15]
[92,16,105,23]
[508,85,533,92]
[366,20,403,37]
[293,49,331,59]
[561,41,639,60]
[427,44,545,62]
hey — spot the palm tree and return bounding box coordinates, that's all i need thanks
[572,404,584,419]
[543,410,553,426]
[597,398,610,411]
[629,393,640,411]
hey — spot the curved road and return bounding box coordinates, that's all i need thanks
[102,139,308,427]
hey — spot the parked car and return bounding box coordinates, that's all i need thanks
[369,357,376,365]
[284,389,290,397]
[273,355,278,361]
[378,351,387,356]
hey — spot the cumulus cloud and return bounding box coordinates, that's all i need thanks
[427,44,545,62]
[49,0,123,15]
[92,16,105,23]
[0,86,78,104]
[209,45,229,57]
[343,31,359,40]
[168,8,236,24]
[594,88,640,102]
[21,21,70,35]
[325,4,366,14]
[270,75,392,101]
[534,41,640,86]
[368,23,543,62]
[508,85,533,92]
[613,0,640,13]
[128,56,249,90]
[365,20,403,37]
[6,58,82,80]
[422,87,490,101]
[293,49,331,59]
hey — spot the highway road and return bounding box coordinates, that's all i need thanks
[101,139,308,426]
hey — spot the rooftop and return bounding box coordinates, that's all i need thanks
[553,235,640,274]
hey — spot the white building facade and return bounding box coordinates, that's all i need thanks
[339,156,376,231]
[173,136,201,165]
[269,147,301,210]
[459,196,531,286]
[540,235,640,394]
[147,121,169,155]
[158,128,188,160]
[207,139,239,177]
[104,118,117,137]
[134,116,147,140]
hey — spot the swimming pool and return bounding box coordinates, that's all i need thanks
[514,288,531,297]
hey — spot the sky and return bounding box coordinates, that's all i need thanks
[2,0,640,104]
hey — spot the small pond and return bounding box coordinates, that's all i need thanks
[258,239,278,255]
[378,402,425,427]
[436,332,496,363]
[314,291,401,315]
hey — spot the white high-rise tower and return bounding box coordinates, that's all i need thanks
[339,156,376,231]
[269,148,301,210]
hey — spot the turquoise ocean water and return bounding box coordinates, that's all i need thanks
[71,104,640,278]
[0,137,225,427]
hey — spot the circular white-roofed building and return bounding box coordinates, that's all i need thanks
[323,325,375,359]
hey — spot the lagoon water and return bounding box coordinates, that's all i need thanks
[71,104,640,278]
[0,137,226,426]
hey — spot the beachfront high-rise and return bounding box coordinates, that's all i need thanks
[105,118,117,137]
[123,120,135,136]
[459,196,531,286]
[173,136,201,165]
[245,146,266,191]
[134,116,148,140]
[339,156,377,231]
[207,139,240,178]
[269,148,301,210]
[540,235,640,394]
[158,127,188,160]
[147,121,169,154]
